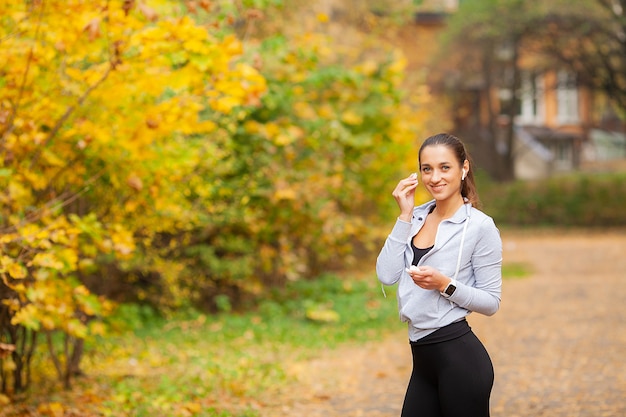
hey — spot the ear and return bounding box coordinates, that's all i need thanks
[462,159,470,180]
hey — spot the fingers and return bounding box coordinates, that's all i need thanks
[392,173,419,220]
[406,266,442,290]
[402,172,419,188]
[392,173,419,199]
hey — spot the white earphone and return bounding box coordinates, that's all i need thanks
[462,169,467,180]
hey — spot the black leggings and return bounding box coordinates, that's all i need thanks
[401,330,494,417]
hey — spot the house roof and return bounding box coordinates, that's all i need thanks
[414,12,448,26]
[521,125,583,142]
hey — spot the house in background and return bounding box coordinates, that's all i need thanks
[507,69,589,180]
[505,65,625,180]
[405,1,626,180]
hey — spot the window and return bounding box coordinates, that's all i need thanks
[516,71,544,124]
[555,142,570,162]
[556,71,579,124]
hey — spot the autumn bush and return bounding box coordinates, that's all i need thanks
[175,31,422,312]
[0,0,426,394]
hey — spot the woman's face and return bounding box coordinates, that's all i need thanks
[419,144,466,203]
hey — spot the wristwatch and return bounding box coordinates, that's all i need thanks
[441,280,457,298]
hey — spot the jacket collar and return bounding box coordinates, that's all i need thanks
[416,199,471,224]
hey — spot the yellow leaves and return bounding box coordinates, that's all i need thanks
[306,307,340,323]
[384,52,408,87]
[66,319,88,339]
[8,178,32,203]
[293,101,317,120]
[223,34,243,56]
[243,120,262,135]
[195,120,217,133]
[357,60,379,76]
[20,169,48,191]
[167,16,208,42]
[38,248,78,272]
[273,188,297,201]
[318,103,335,119]
[183,38,209,54]
[31,253,64,270]
[210,96,241,115]
[37,402,65,417]
[6,261,27,279]
[89,320,107,336]
[207,63,266,114]
[341,110,363,126]
[2,356,17,373]
[182,402,203,414]
[262,121,280,137]
[109,226,136,258]
[11,304,40,331]
[41,149,65,167]
[317,13,330,23]
[10,275,102,337]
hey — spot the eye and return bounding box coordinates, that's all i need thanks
[442,165,451,171]
[421,167,431,173]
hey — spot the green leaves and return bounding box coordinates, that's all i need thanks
[0,0,428,395]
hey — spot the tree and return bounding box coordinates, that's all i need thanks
[529,0,626,119]
[1,0,427,393]
[429,0,626,180]
[0,0,266,390]
[428,0,544,180]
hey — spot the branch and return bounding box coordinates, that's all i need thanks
[24,329,37,389]
[45,331,64,382]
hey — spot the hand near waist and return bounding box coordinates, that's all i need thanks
[406,265,451,292]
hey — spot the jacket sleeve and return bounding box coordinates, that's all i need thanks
[376,218,412,286]
[448,216,502,316]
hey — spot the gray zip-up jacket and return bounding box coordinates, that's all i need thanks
[376,199,502,341]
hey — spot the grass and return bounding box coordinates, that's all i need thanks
[502,262,532,279]
[3,264,527,417]
[3,273,400,417]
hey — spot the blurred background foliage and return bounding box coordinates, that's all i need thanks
[481,172,626,227]
[0,0,430,393]
[0,0,625,404]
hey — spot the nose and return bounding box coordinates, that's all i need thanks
[431,169,441,181]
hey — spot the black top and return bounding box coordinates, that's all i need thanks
[411,239,433,266]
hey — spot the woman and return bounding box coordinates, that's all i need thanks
[376,133,502,417]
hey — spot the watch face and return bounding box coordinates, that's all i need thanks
[445,284,456,296]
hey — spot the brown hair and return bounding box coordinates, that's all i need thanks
[418,133,481,208]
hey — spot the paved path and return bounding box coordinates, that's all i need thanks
[261,229,626,417]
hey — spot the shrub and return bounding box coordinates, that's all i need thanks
[481,172,626,227]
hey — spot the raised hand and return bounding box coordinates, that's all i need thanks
[392,173,419,222]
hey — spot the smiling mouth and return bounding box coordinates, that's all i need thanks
[430,184,446,191]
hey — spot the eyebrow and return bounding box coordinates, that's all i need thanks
[420,161,454,166]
